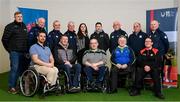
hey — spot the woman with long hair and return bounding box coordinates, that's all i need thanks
[77,23,90,66]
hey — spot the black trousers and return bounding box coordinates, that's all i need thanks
[135,67,161,94]
[110,65,131,91]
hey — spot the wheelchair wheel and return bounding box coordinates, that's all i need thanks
[19,67,39,97]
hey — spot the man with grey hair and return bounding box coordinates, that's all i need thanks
[28,17,47,47]
[64,21,77,53]
[48,20,62,52]
[128,22,147,56]
[109,21,128,53]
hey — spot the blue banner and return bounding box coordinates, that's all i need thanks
[18,7,48,32]
[146,8,178,88]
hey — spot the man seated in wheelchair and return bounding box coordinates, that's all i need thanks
[29,32,59,90]
[82,38,107,90]
[110,35,135,93]
[54,35,81,92]
[129,37,165,99]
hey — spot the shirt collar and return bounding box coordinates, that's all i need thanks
[36,42,45,49]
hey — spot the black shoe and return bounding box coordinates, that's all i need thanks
[129,90,140,96]
[155,93,165,99]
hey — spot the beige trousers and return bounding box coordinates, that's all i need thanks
[34,65,59,86]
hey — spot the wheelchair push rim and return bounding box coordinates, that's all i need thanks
[19,69,39,97]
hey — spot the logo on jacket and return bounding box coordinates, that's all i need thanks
[139,35,142,38]
[100,35,104,37]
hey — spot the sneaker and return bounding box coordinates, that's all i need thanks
[8,88,17,94]
[69,86,81,92]
[75,86,81,90]
[155,93,165,99]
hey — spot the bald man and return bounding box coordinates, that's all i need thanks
[128,22,147,56]
[149,20,169,84]
[28,17,47,47]
[149,20,169,56]
[48,20,62,52]
[109,21,128,53]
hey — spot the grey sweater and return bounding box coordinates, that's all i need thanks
[82,49,107,67]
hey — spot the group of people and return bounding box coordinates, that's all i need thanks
[1,11,169,99]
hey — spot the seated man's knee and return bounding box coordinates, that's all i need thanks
[53,67,59,74]
[74,64,81,70]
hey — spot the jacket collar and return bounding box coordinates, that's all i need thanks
[59,42,69,50]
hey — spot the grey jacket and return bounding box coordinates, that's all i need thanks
[54,43,77,65]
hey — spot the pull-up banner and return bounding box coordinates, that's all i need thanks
[146,8,178,88]
[18,7,48,32]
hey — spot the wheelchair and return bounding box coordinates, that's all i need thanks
[19,66,63,97]
[58,66,81,93]
[82,66,110,93]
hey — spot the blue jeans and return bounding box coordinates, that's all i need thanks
[58,63,81,87]
[9,51,28,88]
[84,66,106,83]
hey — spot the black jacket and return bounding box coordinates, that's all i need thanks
[90,30,109,52]
[1,21,28,52]
[138,48,161,69]
[128,31,148,56]
[77,35,90,65]
[109,29,127,53]
[149,28,169,56]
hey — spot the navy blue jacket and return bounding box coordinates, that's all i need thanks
[47,29,62,52]
[28,25,47,48]
[64,30,77,53]
[128,31,148,56]
[109,29,128,53]
[149,28,169,56]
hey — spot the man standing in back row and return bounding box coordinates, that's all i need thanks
[90,22,109,52]
[109,21,128,54]
[149,20,169,82]
[2,11,28,94]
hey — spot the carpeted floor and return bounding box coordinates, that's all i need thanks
[0,72,179,101]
